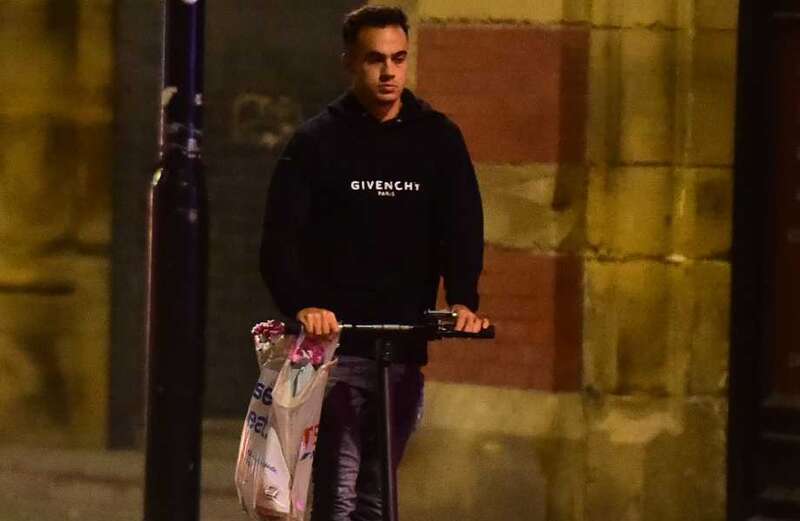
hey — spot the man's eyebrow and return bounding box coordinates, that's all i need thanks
[365,50,408,59]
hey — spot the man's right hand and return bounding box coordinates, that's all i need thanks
[296,307,340,336]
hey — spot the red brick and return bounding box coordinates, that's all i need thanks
[428,340,556,390]
[426,245,583,391]
[417,25,589,164]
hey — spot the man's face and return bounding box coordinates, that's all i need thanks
[346,25,408,106]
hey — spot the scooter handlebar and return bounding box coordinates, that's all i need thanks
[281,321,495,340]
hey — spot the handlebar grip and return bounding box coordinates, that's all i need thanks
[439,324,495,340]
[282,321,343,335]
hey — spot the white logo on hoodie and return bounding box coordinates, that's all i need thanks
[350,180,421,198]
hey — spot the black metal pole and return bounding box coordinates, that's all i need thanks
[376,338,399,521]
[144,1,207,520]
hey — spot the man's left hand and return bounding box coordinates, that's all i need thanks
[451,304,490,333]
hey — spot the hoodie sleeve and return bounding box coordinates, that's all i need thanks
[438,121,484,311]
[260,131,318,318]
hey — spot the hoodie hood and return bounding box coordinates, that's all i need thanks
[327,88,438,125]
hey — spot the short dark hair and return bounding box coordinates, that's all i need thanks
[342,5,409,49]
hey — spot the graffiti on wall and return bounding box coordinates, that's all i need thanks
[232,94,302,150]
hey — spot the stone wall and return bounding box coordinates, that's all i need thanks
[372,1,738,520]
[0,0,113,447]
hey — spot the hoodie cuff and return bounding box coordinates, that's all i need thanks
[446,291,480,313]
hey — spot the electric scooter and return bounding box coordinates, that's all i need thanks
[288,310,495,521]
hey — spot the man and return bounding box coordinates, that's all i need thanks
[260,5,489,520]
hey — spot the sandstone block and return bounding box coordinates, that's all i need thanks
[401,427,548,520]
[583,259,730,396]
[590,26,737,168]
[587,28,622,166]
[0,3,65,117]
[0,290,76,445]
[420,382,585,441]
[583,260,672,394]
[582,260,619,391]
[586,395,726,521]
[588,28,678,165]
[61,255,110,447]
[587,166,674,256]
[694,0,739,30]
[418,0,566,23]
[591,0,677,28]
[590,0,738,30]
[0,254,109,447]
[587,166,732,258]
[76,0,113,96]
[671,168,733,257]
[673,261,730,395]
[0,120,79,287]
[618,29,676,163]
[478,163,586,251]
[676,30,737,166]
[399,382,585,521]
[75,124,113,247]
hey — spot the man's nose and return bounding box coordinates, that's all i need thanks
[380,60,395,79]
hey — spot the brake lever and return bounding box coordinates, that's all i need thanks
[423,309,458,322]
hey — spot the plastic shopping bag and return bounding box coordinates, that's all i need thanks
[235,322,292,518]
[271,351,336,518]
[235,321,338,521]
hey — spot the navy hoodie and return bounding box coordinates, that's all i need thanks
[260,89,483,363]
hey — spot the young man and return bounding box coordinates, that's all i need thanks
[260,5,489,520]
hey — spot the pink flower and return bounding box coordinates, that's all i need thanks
[289,337,325,366]
[251,320,285,343]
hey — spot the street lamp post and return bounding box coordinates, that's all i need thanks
[144,1,207,520]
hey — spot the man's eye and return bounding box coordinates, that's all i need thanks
[393,55,406,64]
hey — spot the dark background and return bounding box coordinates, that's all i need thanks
[110,0,361,447]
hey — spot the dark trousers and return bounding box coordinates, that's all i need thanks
[310,355,424,521]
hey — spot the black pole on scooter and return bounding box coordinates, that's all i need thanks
[344,312,496,521]
[376,337,400,521]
